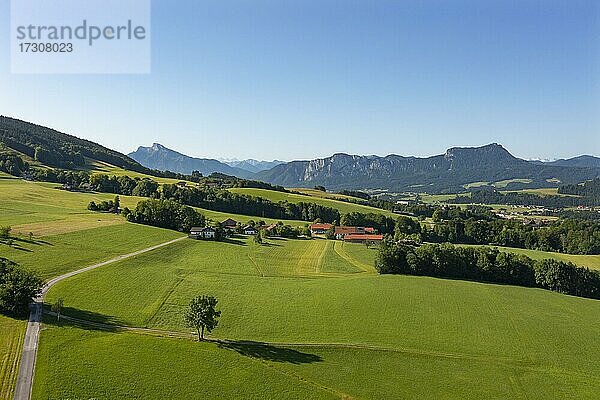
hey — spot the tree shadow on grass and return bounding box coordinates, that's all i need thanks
[260,241,282,247]
[1,236,53,251]
[221,237,247,246]
[42,305,127,333]
[216,340,323,364]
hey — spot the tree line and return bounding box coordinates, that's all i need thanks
[339,212,397,234]
[395,216,600,255]
[123,199,205,232]
[160,184,340,223]
[559,178,600,204]
[0,258,43,316]
[375,241,600,300]
[450,189,599,208]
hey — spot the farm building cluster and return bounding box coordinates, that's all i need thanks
[189,219,383,243]
[189,218,277,240]
[309,223,383,243]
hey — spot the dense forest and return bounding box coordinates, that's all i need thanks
[559,178,600,201]
[375,241,600,300]
[0,116,148,171]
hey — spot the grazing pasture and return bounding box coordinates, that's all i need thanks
[0,174,307,237]
[40,236,600,400]
[290,188,369,203]
[0,224,184,280]
[2,173,599,399]
[33,324,335,400]
[0,315,26,400]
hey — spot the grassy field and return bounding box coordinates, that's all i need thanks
[0,173,307,236]
[0,224,184,280]
[3,172,600,399]
[33,324,336,400]
[228,187,397,217]
[39,235,600,399]
[0,315,26,400]
[33,318,599,400]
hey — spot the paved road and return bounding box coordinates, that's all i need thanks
[12,236,186,400]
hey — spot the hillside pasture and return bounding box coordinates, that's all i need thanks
[0,173,307,237]
[87,160,191,185]
[0,224,184,280]
[42,235,600,399]
[290,188,369,203]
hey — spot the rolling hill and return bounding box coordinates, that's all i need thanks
[0,116,151,173]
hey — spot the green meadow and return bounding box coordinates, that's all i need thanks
[0,315,26,400]
[290,187,369,202]
[1,172,599,399]
[0,173,306,237]
[0,224,184,280]
[39,236,600,399]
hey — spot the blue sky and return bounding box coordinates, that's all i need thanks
[0,0,598,161]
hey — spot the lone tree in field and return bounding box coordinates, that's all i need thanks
[51,298,64,323]
[184,295,221,341]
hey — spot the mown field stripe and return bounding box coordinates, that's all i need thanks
[333,241,376,274]
[13,236,187,400]
[0,319,26,400]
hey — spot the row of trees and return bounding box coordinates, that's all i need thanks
[375,241,600,300]
[451,189,599,208]
[420,218,600,255]
[160,184,341,223]
[123,199,205,232]
[339,212,397,234]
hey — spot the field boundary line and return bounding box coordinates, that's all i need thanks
[247,254,265,277]
[40,311,598,382]
[12,235,187,400]
[333,241,376,274]
[38,312,539,369]
[144,272,190,328]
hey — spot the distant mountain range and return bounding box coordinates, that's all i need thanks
[254,144,600,193]
[128,143,257,178]
[1,116,598,194]
[218,158,285,174]
[541,155,600,169]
